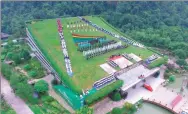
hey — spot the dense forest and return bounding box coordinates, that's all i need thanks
[1,1,188,62]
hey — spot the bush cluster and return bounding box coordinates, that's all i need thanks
[85,80,123,105]
[148,56,168,69]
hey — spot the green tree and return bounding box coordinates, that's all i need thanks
[76,106,93,114]
[111,107,122,114]
[23,64,31,71]
[176,59,187,66]
[28,70,37,78]
[1,63,12,80]
[10,74,27,89]
[34,80,49,93]
[6,52,13,60]
[124,102,136,112]
[169,75,176,83]
[124,102,133,110]
[111,92,121,101]
[20,49,31,61]
[10,75,20,89]
[12,54,21,65]
[173,49,187,59]
[15,82,37,104]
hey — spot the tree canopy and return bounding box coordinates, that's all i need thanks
[1,2,188,59]
[34,80,49,93]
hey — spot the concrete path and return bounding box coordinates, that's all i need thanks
[1,75,33,114]
[94,97,124,114]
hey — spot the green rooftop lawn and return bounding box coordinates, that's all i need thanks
[27,16,153,93]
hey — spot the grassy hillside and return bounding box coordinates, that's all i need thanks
[27,16,153,93]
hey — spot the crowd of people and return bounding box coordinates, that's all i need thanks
[57,19,73,76]
[83,41,125,60]
[122,53,133,61]
[93,75,116,89]
[145,54,159,65]
[78,16,144,48]
[107,60,118,68]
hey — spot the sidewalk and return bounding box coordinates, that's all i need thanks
[1,75,33,114]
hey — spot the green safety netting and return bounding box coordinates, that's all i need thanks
[53,85,97,109]
[53,85,82,110]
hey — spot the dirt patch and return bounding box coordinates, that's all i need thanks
[15,66,28,76]
[54,46,61,51]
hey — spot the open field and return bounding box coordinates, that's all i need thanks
[27,16,154,93]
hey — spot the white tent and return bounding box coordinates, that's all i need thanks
[129,53,142,62]
[100,63,116,74]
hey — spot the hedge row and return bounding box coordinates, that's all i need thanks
[85,80,123,105]
[148,56,168,69]
[27,27,82,94]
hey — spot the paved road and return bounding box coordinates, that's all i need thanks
[94,66,166,114]
[1,75,34,114]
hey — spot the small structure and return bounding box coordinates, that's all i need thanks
[128,53,142,62]
[1,42,8,47]
[30,53,36,58]
[100,63,116,74]
[5,60,14,65]
[1,32,10,41]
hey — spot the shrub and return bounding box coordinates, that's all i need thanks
[76,106,93,114]
[173,49,187,59]
[7,52,13,60]
[184,66,188,70]
[23,64,31,71]
[15,82,37,104]
[176,59,187,66]
[169,75,176,83]
[12,54,22,65]
[1,63,12,80]
[41,95,54,103]
[148,56,168,69]
[28,70,37,78]
[164,72,171,79]
[51,79,59,85]
[20,49,31,61]
[34,80,49,93]
[28,95,39,104]
[111,107,122,114]
[109,91,121,101]
[124,102,136,112]
[35,70,45,79]
[124,102,134,110]
[10,74,20,89]
[85,80,123,105]
[112,92,121,101]
[30,105,44,114]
